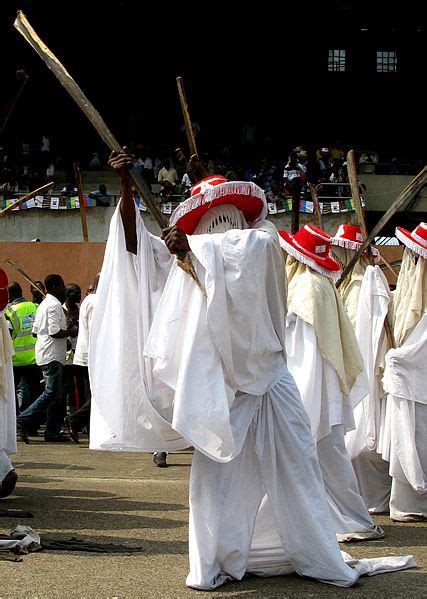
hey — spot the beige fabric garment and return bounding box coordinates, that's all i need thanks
[0,313,14,399]
[392,249,426,346]
[331,247,367,329]
[286,257,364,395]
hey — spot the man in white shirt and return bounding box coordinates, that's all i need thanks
[16,274,77,443]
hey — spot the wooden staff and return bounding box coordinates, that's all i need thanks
[4,258,46,297]
[0,70,29,135]
[337,165,427,287]
[176,77,207,181]
[14,11,204,295]
[0,181,53,216]
[74,163,89,242]
[309,183,322,228]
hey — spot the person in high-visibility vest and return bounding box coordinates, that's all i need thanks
[5,282,42,416]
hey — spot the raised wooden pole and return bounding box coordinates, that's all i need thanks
[74,163,89,242]
[14,11,205,295]
[4,258,46,297]
[309,183,322,229]
[0,181,53,216]
[337,165,427,287]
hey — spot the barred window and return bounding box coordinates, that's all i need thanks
[377,50,397,72]
[328,49,346,72]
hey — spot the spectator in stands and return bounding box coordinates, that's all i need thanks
[89,152,101,169]
[158,159,178,187]
[181,172,192,198]
[17,274,77,443]
[61,181,78,196]
[331,141,345,162]
[283,152,304,210]
[359,150,379,174]
[317,147,332,175]
[253,159,279,194]
[88,184,111,207]
[136,151,153,183]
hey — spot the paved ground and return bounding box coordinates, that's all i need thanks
[0,437,425,598]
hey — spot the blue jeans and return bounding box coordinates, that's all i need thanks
[17,361,65,438]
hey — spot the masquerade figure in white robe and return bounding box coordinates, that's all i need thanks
[381,223,427,522]
[279,225,384,542]
[331,224,393,514]
[89,150,415,590]
[0,269,18,499]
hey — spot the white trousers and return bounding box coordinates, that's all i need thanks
[0,449,13,482]
[317,425,380,539]
[352,452,392,513]
[186,372,360,590]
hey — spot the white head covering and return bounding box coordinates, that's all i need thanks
[193,203,248,235]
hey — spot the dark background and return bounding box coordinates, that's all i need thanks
[0,0,425,164]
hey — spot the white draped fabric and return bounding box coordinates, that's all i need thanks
[0,311,17,481]
[285,314,379,539]
[382,314,427,519]
[90,206,415,587]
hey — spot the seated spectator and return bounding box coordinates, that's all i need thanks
[181,172,192,198]
[88,184,111,207]
[61,181,78,196]
[158,159,178,187]
[359,150,379,174]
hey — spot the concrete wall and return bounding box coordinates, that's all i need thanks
[0,207,359,243]
[360,174,427,211]
[0,174,424,243]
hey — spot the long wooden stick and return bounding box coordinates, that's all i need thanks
[14,11,205,295]
[14,11,165,228]
[4,259,46,297]
[309,183,322,228]
[0,70,29,135]
[74,163,89,242]
[0,181,53,216]
[337,165,427,287]
[345,150,396,349]
[176,77,197,156]
[176,77,207,181]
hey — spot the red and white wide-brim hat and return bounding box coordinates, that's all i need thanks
[0,268,9,311]
[332,223,380,262]
[170,175,266,235]
[395,222,427,258]
[278,224,341,280]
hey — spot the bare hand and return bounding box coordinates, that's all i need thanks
[108,146,136,180]
[161,226,190,254]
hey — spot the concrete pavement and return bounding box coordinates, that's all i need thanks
[0,438,425,598]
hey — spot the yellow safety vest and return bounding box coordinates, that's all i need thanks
[5,300,37,366]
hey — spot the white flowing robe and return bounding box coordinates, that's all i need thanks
[90,206,415,587]
[285,264,382,539]
[344,266,392,512]
[0,311,16,481]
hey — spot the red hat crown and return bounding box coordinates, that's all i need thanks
[292,224,333,260]
[411,222,427,247]
[190,175,228,197]
[333,223,364,245]
[395,222,427,258]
